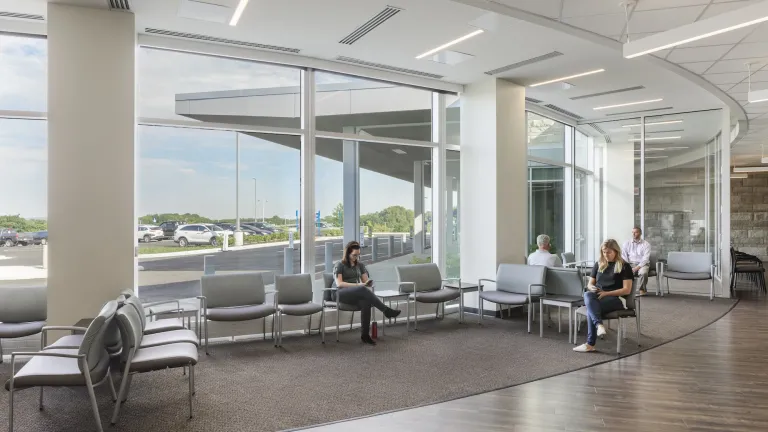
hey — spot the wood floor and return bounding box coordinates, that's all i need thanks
[303,292,767,432]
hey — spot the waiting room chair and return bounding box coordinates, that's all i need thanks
[396,263,460,330]
[574,280,641,354]
[321,272,369,342]
[0,285,47,364]
[121,290,187,336]
[540,267,584,343]
[478,264,546,333]
[198,272,276,354]
[659,252,715,300]
[112,301,198,425]
[275,274,324,346]
[730,247,766,295]
[6,300,119,432]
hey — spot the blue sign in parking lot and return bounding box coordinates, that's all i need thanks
[295,210,299,231]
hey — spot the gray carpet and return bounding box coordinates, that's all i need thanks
[0,295,735,432]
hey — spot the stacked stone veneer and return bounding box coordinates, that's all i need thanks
[732,174,768,261]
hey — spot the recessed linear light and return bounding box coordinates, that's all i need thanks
[734,166,768,173]
[630,136,682,142]
[624,1,768,59]
[634,156,668,159]
[392,149,407,155]
[632,146,690,152]
[594,99,663,111]
[529,69,605,88]
[415,29,484,59]
[731,173,748,179]
[622,120,683,128]
[229,0,250,26]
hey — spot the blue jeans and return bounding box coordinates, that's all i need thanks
[583,291,625,346]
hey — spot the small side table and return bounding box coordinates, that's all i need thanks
[374,290,410,336]
[540,295,584,343]
[443,282,481,323]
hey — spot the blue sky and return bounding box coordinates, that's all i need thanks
[1,35,429,220]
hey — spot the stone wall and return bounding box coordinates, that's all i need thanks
[731,174,768,261]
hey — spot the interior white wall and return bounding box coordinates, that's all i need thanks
[604,142,635,242]
[460,78,527,312]
[47,4,136,329]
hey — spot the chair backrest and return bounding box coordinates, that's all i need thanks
[124,295,148,330]
[649,250,658,268]
[667,252,712,274]
[544,267,583,296]
[201,272,266,308]
[77,300,118,375]
[115,302,145,363]
[0,285,47,323]
[624,279,639,310]
[496,264,547,296]
[323,272,335,289]
[561,252,575,265]
[275,274,313,305]
[396,263,442,292]
[119,289,134,300]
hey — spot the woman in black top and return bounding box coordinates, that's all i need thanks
[333,241,401,345]
[573,239,634,353]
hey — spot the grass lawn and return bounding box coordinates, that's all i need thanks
[138,245,217,255]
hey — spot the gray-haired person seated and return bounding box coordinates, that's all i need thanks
[528,234,563,267]
[333,241,401,345]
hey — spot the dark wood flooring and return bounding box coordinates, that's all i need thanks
[304,291,766,431]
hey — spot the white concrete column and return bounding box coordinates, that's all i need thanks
[461,78,527,313]
[413,161,425,255]
[47,4,136,328]
[604,141,635,241]
[432,92,447,274]
[300,70,316,276]
[342,127,359,246]
[719,108,732,297]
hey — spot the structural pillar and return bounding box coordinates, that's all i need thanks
[460,78,527,314]
[413,161,425,255]
[342,127,360,246]
[604,139,635,241]
[47,4,136,329]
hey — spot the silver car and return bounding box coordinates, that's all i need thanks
[173,224,220,247]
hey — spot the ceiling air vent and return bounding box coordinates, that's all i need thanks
[484,51,563,75]
[0,11,44,21]
[144,28,301,54]
[339,6,402,45]
[335,56,444,79]
[107,0,131,10]
[525,97,543,104]
[588,123,611,144]
[570,86,645,101]
[543,104,583,120]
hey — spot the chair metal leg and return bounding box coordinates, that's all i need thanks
[527,300,532,333]
[188,364,195,419]
[414,299,419,330]
[204,312,210,356]
[616,319,622,355]
[82,360,104,432]
[321,309,326,343]
[308,314,312,335]
[349,311,354,330]
[107,371,117,402]
[112,370,132,425]
[539,301,544,337]
[635,315,641,347]
[336,308,340,342]
[9,362,14,432]
[263,317,267,340]
[478,297,483,324]
[0,338,3,364]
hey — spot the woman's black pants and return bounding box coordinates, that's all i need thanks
[336,286,389,336]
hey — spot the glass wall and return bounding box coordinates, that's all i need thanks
[528,112,566,162]
[446,150,460,278]
[528,161,565,255]
[0,34,47,111]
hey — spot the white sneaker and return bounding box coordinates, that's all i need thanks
[597,324,607,337]
[573,343,595,353]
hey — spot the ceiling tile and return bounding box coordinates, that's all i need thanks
[717,83,736,91]
[703,71,749,84]
[630,6,706,33]
[561,0,624,18]
[730,82,768,93]
[652,49,672,58]
[723,41,768,59]
[492,0,562,18]
[699,0,761,20]
[667,45,733,62]
[707,58,765,73]
[611,31,659,43]
[729,91,749,102]
[745,104,768,113]
[749,70,768,81]
[743,22,768,43]
[679,61,715,73]
[635,0,710,11]
[562,13,626,37]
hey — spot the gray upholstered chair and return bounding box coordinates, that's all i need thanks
[478,264,547,333]
[540,267,585,342]
[6,300,119,432]
[321,272,369,342]
[647,250,661,293]
[275,274,324,346]
[574,279,641,354]
[396,263,460,331]
[121,292,187,336]
[561,252,592,277]
[197,272,276,354]
[0,285,47,364]
[112,301,198,425]
[659,252,715,300]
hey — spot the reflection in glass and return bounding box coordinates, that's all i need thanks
[527,112,565,162]
[446,150,460,278]
[528,161,564,255]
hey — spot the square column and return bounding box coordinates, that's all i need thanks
[342,128,360,246]
[460,78,527,314]
[47,4,136,328]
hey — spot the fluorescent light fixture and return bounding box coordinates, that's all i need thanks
[229,0,249,26]
[623,1,768,58]
[529,69,605,87]
[416,29,484,59]
[392,149,407,155]
[731,173,748,179]
[594,98,663,111]
[622,120,683,128]
[748,88,768,103]
[734,166,768,173]
[630,136,682,142]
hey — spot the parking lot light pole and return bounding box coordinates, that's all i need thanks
[252,178,257,223]
[262,200,268,222]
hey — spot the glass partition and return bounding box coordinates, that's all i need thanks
[446,150,460,278]
[528,161,565,255]
[528,112,566,162]
[0,34,47,111]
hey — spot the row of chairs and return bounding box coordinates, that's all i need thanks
[6,291,198,432]
[730,247,766,295]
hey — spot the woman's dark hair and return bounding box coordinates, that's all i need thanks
[341,241,361,266]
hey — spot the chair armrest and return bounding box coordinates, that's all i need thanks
[265,290,277,294]
[478,278,496,292]
[143,299,181,309]
[399,281,416,293]
[564,260,592,267]
[11,351,85,361]
[528,283,546,299]
[42,326,87,333]
[322,287,337,291]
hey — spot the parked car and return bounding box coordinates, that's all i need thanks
[17,232,35,246]
[34,231,47,245]
[0,228,19,247]
[248,222,279,233]
[240,223,271,236]
[137,225,163,243]
[173,224,220,247]
[204,224,234,237]
[217,223,263,236]
[158,221,185,239]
